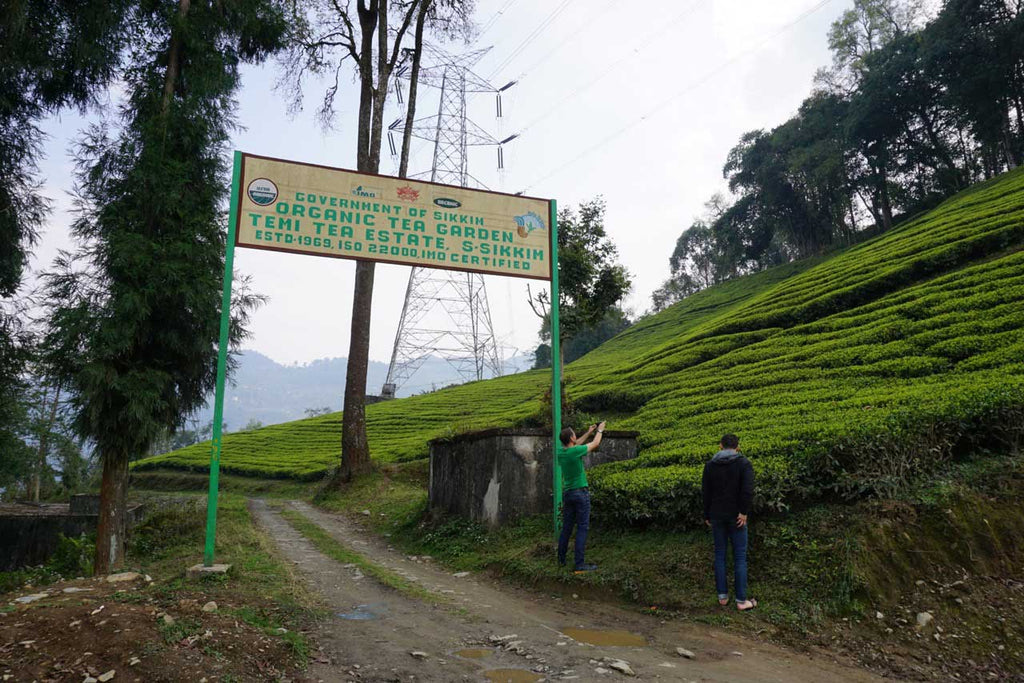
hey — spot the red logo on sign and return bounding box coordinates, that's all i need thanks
[396,185,420,202]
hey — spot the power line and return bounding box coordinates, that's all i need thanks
[485,0,575,79]
[476,0,521,41]
[517,0,702,133]
[509,0,619,81]
[521,0,836,192]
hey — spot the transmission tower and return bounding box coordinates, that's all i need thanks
[382,47,517,398]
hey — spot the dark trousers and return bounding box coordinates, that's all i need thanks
[711,519,748,601]
[557,488,590,569]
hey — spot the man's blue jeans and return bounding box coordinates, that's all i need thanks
[557,488,590,569]
[711,519,748,602]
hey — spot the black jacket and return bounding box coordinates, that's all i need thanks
[702,449,755,521]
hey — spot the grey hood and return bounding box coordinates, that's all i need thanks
[710,448,742,464]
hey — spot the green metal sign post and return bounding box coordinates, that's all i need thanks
[549,200,561,543]
[203,150,242,566]
[201,150,557,566]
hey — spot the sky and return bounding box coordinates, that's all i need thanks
[27,0,850,389]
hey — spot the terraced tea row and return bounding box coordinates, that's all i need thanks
[136,169,1024,525]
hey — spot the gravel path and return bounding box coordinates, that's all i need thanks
[251,498,882,682]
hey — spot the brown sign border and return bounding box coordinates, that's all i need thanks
[233,152,554,282]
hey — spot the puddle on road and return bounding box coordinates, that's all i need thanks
[455,648,493,659]
[337,603,388,620]
[482,669,542,683]
[561,627,646,647]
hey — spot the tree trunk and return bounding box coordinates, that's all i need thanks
[369,0,390,172]
[877,168,893,230]
[354,1,377,169]
[32,384,62,502]
[1002,105,1019,170]
[161,0,190,116]
[399,0,429,179]
[339,0,381,484]
[339,260,376,482]
[916,107,960,187]
[94,453,129,574]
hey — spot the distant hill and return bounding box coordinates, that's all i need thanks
[193,350,534,431]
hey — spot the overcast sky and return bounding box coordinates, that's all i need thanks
[27,0,848,389]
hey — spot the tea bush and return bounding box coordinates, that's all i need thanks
[135,169,1024,525]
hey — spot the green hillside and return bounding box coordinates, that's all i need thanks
[136,169,1024,522]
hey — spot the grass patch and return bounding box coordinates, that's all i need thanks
[131,470,317,497]
[313,462,428,534]
[125,492,317,665]
[278,505,443,605]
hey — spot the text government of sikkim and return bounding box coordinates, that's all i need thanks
[246,193,546,272]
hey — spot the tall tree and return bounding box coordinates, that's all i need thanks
[651,219,716,312]
[42,0,284,573]
[0,1,131,466]
[282,0,473,482]
[528,198,632,371]
[929,0,1023,171]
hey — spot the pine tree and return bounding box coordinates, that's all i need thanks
[42,0,285,573]
[0,1,130,470]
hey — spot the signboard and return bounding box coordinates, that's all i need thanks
[203,150,562,568]
[234,152,553,280]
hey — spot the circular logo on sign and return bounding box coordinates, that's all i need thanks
[247,178,278,206]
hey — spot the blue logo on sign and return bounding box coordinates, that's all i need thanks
[352,185,377,198]
[247,178,278,206]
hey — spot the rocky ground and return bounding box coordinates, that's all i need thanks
[0,572,312,682]
[804,572,1024,681]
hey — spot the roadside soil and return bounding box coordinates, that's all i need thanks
[0,574,311,682]
[260,499,882,682]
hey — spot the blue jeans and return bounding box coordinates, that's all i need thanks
[557,488,590,569]
[711,519,748,602]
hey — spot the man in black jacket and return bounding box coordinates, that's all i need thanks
[701,434,756,611]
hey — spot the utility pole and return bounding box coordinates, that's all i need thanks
[383,47,517,398]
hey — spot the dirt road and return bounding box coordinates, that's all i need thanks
[252,499,881,682]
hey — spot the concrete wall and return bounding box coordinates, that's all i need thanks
[0,502,146,571]
[428,428,639,527]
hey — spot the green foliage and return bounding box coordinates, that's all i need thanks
[530,197,632,343]
[42,1,285,466]
[47,533,95,577]
[0,2,133,471]
[654,0,1024,308]
[139,169,1024,526]
[0,533,95,592]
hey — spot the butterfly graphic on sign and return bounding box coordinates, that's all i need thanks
[514,211,546,238]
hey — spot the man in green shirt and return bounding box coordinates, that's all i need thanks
[557,420,606,573]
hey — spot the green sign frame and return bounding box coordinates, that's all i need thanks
[202,151,561,565]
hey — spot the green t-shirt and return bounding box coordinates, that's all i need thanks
[558,444,590,491]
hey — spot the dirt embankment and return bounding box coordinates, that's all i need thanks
[0,573,310,682]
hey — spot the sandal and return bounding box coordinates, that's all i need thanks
[718,598,729,606]
[736,599,757,611]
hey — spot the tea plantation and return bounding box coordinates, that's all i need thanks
[135,169,1024,523]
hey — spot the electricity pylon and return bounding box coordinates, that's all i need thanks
[382,47,516,398]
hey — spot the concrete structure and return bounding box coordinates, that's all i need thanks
[0,498,145,571]
[428,428,640,527]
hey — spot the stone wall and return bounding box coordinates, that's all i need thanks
[0,501,146,571]
[428,428,639,527]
